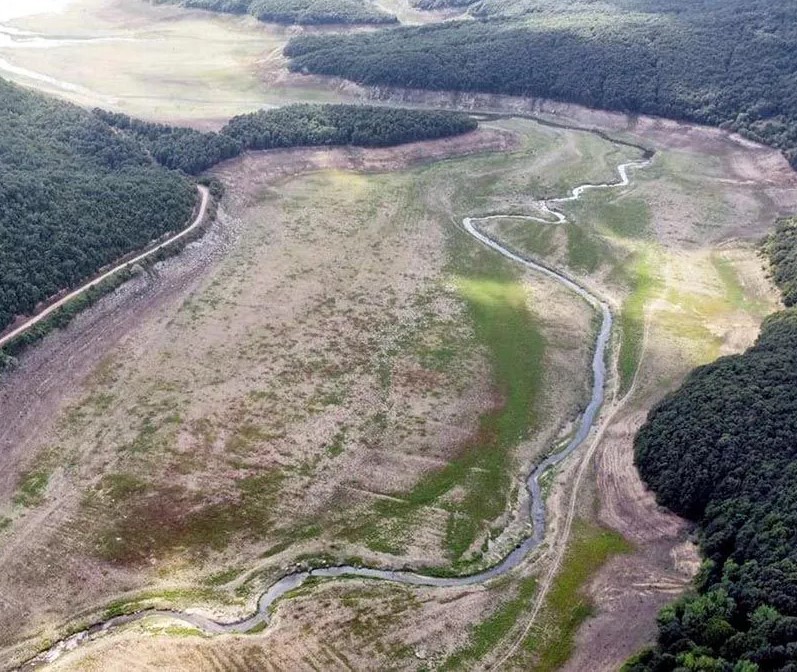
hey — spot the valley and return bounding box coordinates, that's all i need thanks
[1,1,796,670]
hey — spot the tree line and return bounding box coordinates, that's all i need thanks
[626,217,797,671]
[152,0,397,25]
[283,0,797,168]
[0,78,196,335]
[95,104,477,175]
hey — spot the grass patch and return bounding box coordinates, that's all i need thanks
[441,576,537,669]
[566,222,611,273]
[569,190,651,240]
[13,466,53,508]
[617,249,659,395]
[600,195,651,239]
[246,620,269,634]
[325,426,347,457]
[712,253,746,308]
[710,252,768,317]
[205,567,246,586]
[345,223,546,564]
[103,588,234,619]
[521,520,632,670]
[494,218,560,259]
[94,470,284,564]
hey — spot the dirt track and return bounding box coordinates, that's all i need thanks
[0,186,209,350]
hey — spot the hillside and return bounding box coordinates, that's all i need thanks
[284,0,797,167]
[0,77,197,335]
[0,91,476,340]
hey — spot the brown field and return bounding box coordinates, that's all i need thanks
[0,122,604,668]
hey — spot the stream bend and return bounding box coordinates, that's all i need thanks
[17,153,651,670]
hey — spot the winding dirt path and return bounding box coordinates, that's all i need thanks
[0,185,209,351]
[15,147,651,670]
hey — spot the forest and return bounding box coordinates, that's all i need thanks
[96,104,477,175]
[0,78,196,335]
[0,88,476,335]
[626,218,797,670]
[152,0,397,25]
[284,0,797,168]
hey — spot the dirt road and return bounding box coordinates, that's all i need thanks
[0,185,210,351]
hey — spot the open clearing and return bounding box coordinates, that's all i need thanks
[1,121,599,667]
[2,102,794,669]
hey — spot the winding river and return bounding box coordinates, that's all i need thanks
[17,150,651,670]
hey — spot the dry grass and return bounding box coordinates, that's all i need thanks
[0,103,793,671]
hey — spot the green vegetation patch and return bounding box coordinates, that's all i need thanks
[345,225,545,565]
[523,521,631,671]
[441,576,537,669]
[565,222,612,273]
[103,587,235,619]
[493,218,561,260]
[12,468,52,508]
[617,250,659,395]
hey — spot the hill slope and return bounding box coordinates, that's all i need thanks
[0,78,197,334]
[284,0,797,167]
[628,219,797,671]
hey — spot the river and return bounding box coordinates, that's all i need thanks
[16,149,651,669]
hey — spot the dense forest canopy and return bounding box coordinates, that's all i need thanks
[627,218,797,671]
[222,104,477,150]
[152,0,397,25]
[764,218,797,308]
[284,0,797,167]
[96,104,477,175]
[0,78,196,334]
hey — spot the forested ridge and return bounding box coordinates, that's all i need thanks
[284,0,797,168]
[0,86,475,336]
[152,0,397,25]
[0,78,196,334]
[96,104,477,175]
[626,217,797,671]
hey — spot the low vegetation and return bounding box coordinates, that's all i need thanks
[441,576,537,669]
[628,218,797,670]
[343,221,546,565]
[527,522,631,671]
[154,0,397,25]
[89,470,284,564]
